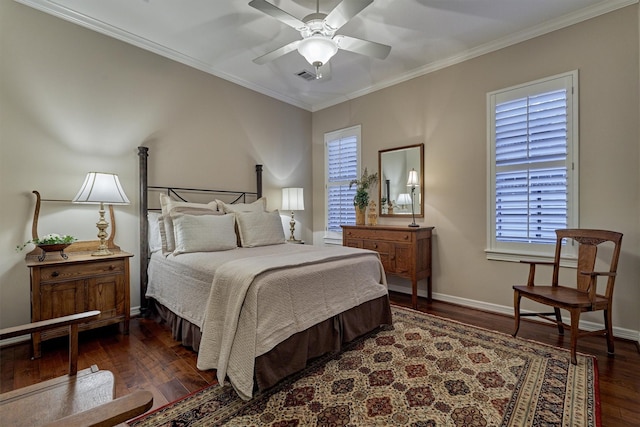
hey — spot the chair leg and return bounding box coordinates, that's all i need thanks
[569,309,580,365]
[604,307,614,356]
[513,291,521,337]
[554,307,564,335]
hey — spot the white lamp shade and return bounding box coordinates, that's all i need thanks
[297,35,338,66]
[73,172,130,204]
[407,168,420,186]
[396,193,412,206]
[282,187,304,211]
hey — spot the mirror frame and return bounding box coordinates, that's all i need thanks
[378,143,424,218]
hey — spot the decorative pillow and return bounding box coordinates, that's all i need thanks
[159,194,219,253]
[158,216,171,255]
[218,197,267,214]
[236,210,286,248]
[172,213,237,254]
[147,211,163,253]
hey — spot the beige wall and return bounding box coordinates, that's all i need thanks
[312,6,640,335]
[0,1,311,328]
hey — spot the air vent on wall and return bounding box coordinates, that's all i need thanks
[295,69,317,81]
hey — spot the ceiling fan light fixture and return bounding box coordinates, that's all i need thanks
[297,35,338,67]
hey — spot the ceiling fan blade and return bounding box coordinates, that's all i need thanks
[248,0,306,30]
[253,40,301,65]
[325,0,373,30]
[334,35,391,60]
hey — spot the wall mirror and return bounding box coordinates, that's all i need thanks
[378,143,424,218]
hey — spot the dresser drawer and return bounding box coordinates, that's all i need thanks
[344,228,412,242]
[344,239,363,249]
[38,260,125,282]
[363,240,391,253]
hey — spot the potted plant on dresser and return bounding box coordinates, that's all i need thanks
[350,168,378,225]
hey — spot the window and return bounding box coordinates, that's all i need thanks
[324,125,360,244]
[487,71,579,261]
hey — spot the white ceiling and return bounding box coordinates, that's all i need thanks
[17,0,634,111]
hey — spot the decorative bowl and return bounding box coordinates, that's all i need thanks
[37,243,71,261]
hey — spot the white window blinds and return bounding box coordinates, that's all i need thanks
[495,89,568,244]
[487,71,578,260]
[325,126,360,234]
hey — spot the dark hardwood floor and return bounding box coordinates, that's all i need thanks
[1,293,638,426]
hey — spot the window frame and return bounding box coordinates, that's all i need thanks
[486,71,579,262]
[324,125,361,245]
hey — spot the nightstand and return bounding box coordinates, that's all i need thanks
[26,251,133,358]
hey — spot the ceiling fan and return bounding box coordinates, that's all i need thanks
[249,0,391,79]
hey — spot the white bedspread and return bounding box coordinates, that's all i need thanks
[195,245,387,400]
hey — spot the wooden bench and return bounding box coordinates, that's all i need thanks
[0,311,153,426]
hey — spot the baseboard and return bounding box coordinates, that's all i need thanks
[387,284,640,344]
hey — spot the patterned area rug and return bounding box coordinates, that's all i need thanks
[129,306,600,426]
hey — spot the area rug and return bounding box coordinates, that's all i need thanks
[129,306,600,426]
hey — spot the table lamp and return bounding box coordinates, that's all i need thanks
[407,168,419,227]
[281,187,304,243]
[73,172,130,256]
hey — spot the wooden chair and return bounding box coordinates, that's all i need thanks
[513,229,623,365]
[0,311,153,426]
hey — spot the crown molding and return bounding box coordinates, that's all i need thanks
[14,0,313,111]
[312,0,638,111]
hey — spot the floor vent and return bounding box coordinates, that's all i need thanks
[295,70,316,81]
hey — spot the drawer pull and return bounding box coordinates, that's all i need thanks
[403,235,409,240]
[108,265,115,270]
[51,271,59,277]
[374,243,378,248]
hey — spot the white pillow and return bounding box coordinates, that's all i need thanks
[160,194,219,253]
[158,216,171,255]
[172,213,237,254]
[236,210,286,248]
[218,197,267,214]
[148,212,163,253]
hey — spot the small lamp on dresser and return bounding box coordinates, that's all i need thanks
[73,172,130,256]
[282,187,304,243]
[407,168,419,227]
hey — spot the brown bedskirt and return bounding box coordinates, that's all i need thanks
[148,295,392,392]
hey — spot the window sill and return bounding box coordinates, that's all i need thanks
[485,249,577,268]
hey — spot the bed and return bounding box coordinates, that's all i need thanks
[137,147,392,400]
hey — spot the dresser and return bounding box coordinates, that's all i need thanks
[26,251,132,358]
[342,225,434,309]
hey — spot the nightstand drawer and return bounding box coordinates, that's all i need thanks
[39,260,125,282]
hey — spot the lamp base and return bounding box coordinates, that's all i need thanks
[288,211,300,242]
[408,187,419,228]
[92,203,113,256]
[92,246,113,256]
